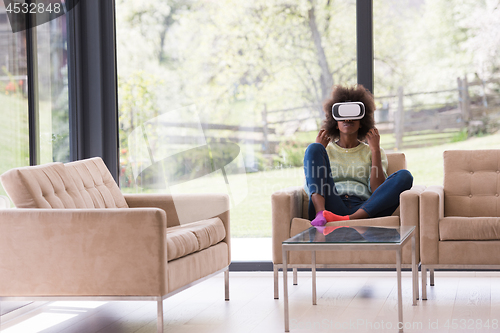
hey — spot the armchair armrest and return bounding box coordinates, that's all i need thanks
[272,186,304,264]
[0,208,167,297]
[420,185,444,264]
[401,185,426,228]
[400,185,425,262]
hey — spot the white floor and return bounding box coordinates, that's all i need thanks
[1,271,500,333]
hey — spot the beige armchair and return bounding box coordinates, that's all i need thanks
[420,149,500,300]
[0,157,230,333]
[272,152,425,298]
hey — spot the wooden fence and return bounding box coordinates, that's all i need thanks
[257,76,500,152]
[152,120,279,156]
[141,76,500,160]
[373,77,500,149]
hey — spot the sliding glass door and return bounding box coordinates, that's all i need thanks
[115,0,356,261]
[0,2,29,198]
[0,0,70,317]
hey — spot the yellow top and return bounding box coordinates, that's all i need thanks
[325,141,388,200]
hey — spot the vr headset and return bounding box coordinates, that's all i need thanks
[332,102,365,121]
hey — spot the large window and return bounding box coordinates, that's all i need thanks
[0,1,70,317]
[373,0,500,184]
[0,2,29,198]
[116,0,356,261]
[0,3,69,199]
[37,14,70,164]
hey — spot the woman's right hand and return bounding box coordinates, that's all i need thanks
[315,129,330,148]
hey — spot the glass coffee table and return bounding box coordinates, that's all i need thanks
[281,225,417,332]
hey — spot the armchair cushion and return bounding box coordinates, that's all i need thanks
[439,217,500,241]
[444,149,500,217]
[166,217,226,261]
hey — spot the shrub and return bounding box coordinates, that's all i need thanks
[278,140,307,167]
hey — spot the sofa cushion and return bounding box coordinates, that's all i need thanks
[439,217,500,241]
[65,157,128,208]
[0,162,87,208]
[167,242,229,292]
[0,157,128,209]
[166,217,226,261]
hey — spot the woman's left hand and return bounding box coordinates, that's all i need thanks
[365,127,380,151]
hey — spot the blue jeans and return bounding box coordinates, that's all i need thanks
[303,143,413,220]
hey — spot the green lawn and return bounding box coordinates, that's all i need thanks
[0,92,55,198]
[403,131,500,186]
[0,93,30,197]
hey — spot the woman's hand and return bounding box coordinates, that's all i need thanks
[315,129,330,148]
[365,127,380,152]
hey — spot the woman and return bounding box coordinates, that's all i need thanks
[304,84,413,226]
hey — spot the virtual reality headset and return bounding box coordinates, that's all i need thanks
[332,102,365,121]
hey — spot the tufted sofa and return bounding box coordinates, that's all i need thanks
[271,152,425,298]
[0,157,230,332]
[420,149,500,300]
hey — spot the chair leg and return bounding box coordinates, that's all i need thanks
[430,268,435,286]
[421,265,427,300]
[274,264,279,299]
[293,267,298,285]
[157,299,163,333]
[225,269,230,301]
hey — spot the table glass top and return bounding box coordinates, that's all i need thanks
[283,226,415,244]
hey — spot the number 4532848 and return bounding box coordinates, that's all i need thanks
[443,319,498,330]
[6,2,62,14]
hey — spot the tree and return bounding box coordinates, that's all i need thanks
[164,0,358,126]
[461,0,500,80]
[118,0,192,65]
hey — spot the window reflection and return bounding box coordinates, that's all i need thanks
[0,2,29,197]
[116,0,356,260]
[37,14,69,163]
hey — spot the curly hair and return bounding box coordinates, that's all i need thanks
[322,84,376,140]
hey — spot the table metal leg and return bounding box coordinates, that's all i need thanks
[412,234,417,304]
[312,251,316,305]
[274,264,279,299]
[421,265,427,300]
[283,249,289,332]
[225,269,230,301]
[396,248,403,332]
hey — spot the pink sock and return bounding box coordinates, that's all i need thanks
[311,211,327,226]
[323,210,349,222]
